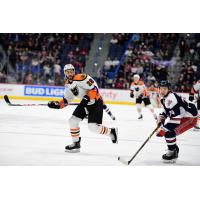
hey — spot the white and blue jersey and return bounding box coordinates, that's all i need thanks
[160,92,197,121]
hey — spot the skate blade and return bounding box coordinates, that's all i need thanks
[115,128,119,144]
[118,157,129,165]
[193,128,200,131]
[163,158,177,164]
[65,149,80,153]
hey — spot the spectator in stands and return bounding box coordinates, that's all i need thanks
[104,57,112,70]
[112,57,120,66]
[110,35,118,44]
[125,46,133,57]
[24,73,33,84]
[1,33,200,93]
[54,59,62,85]
[0,71,6,83]
[0,33,93,85]
[113,78,124,89]
[43,62,52,82]
[104,33,178,90]
[54,60,61,76]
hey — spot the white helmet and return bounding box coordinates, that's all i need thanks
[133,74,140,79]
[63,64,75,72]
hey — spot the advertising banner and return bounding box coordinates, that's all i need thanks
[0,83,190,105]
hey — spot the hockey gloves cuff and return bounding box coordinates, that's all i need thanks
[156,129,166,137]
[189,95,194,102]
[48,98,68,109]
[130,93,134,98]
[156,126,168,137]
[157,114,166,126]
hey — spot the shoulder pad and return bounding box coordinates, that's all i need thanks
[165,93,177,109]
[138,80,144,85]
[73,74,88,81]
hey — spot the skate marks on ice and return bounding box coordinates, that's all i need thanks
[1,102,200,165]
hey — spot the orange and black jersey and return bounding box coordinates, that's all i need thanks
[63,73,101,104]
[130,80,149,98]
[147,86,159,97]
[147,86,159,93]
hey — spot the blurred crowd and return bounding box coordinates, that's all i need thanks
[1,33,200,93]
[0,33,93,85]
[101,33,179,89]
[174,34,200,92]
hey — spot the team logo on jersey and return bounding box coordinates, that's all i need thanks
[135,87,139,91]
[167,100,172,107]
[71,86,79,96]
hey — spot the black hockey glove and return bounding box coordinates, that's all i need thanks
[136,94,143,101]
[48,101,60,109]
[130,93,134,98]
[48,98,68,109]
[80,95,90,107]
[189,94,194,102]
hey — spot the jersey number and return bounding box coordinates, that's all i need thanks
[87,78,94,86]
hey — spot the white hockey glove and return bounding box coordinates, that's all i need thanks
[157,114,166,126]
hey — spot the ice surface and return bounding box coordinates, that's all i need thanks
[0,99,200,166]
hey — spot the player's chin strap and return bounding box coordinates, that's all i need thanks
[118,124,161,165]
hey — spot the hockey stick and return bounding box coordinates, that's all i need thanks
[118,125,160,165]
[3,95,79,106]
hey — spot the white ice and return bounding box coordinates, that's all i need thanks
[0,99,200,166]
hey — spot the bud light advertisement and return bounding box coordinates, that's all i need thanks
[24,85,65,97]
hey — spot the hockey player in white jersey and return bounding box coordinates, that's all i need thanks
[189,80,200,130]
[130,74,157,120]
[48,64,118,152]
[156,80,197,162]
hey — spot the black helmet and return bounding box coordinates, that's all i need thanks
[158,80,171,88]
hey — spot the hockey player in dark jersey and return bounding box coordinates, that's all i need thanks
[156,80,198,163]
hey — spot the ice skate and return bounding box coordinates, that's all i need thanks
[162,146,179,163]
[110,128,118,143]
[193,124,200,131]
[111,115,116,120]
[138,114,143,120]
[65,137,81,153]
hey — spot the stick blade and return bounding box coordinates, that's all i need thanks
[4,95,11,105]
[118,157,129,165]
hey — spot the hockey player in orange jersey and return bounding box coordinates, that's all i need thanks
[47,64,118,152]
[130,74,157,120]
[147,82,161,108]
